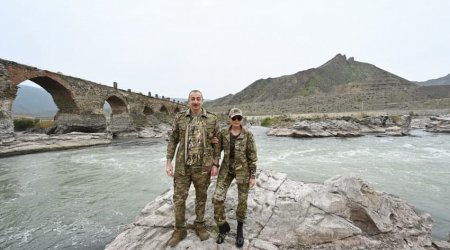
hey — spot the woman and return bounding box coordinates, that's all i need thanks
[211,108,257,247]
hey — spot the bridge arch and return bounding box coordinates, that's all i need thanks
[104,94,128,115]
[173,106,181,113]
[12,75,79,114]
[159,105,169,114]
[143,106,154,115]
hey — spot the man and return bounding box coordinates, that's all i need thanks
[166,90,220,247]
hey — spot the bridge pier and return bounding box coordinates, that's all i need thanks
[0,74,15,143]
[0,102,14,143]
[109,113,133,134]
[49,112,108,134]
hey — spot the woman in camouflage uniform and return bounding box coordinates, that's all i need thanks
[211,108,257,247]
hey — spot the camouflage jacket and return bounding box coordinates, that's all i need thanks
[218,126,258,183]
[166,108,220,175]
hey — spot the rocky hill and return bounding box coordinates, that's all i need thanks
[208,54,414,105]
[206,54,450,115]
[416,74,450,86]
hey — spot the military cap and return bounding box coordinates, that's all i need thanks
[229,108,243,118]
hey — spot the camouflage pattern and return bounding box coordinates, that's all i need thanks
[213,170,249,224]
[173,166,211,228]
[213,126,258,224]
[167,108,220,229]
[167,108,220,173]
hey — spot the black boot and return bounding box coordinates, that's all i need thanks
[216,221,230,244]
[236,221,244,247]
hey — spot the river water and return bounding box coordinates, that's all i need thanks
[0,127,449,249]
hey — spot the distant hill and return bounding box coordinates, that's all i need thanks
[12,85,58,118]
[208,54,414,106]
[415,74,450,86]
[206,54,450,115]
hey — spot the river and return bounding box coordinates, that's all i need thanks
[0,127,449,249]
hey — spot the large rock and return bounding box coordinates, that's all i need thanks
[425,116,450,133]
[358,115,412,136]
[112,124,171,138]
[267,115,412,138]
[105,170,434,250]
[267,120,362,138]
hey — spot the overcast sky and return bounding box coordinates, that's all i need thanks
[1,0,449,99]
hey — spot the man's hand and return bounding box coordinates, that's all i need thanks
[211,165,219,176]
[249,178,256,188]
[166,160,174,177]
[211,136,219,144]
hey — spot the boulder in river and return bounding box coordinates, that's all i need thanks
[268,119,362,138]
[425,116,450,133]
[106,170,435,250]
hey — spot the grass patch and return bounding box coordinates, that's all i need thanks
[261,117,276,127]
[390,115,401,123]
[260,115,293,127]
[13,117,54,131]
[355,112,370,119]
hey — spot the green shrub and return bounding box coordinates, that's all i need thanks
[390,115,401,123]
[13,118,36,131]
[261,117,275,127]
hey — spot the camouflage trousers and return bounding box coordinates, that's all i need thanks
[212,169,249,225]
[173,165,211,229]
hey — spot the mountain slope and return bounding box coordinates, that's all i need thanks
[415,74,450,86]
[208,54,415,106]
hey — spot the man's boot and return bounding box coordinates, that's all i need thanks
[167,229,187,247]
[195,223,209,241]
[236,221,244,247]
[216,221,230,244]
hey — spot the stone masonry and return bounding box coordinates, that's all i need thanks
[0,58,185,141]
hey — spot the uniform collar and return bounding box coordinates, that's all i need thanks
[185,108,207,117]
[227,125,246,140]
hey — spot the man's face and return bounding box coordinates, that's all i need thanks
[188,92,203,113]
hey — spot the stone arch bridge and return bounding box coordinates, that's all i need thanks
[0,58,185,140]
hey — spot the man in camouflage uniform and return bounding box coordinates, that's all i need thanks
[212,108,257,247]
[165,90,220,247]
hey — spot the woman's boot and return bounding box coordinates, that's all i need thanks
[236,221,244,247]
[216,221,230,244]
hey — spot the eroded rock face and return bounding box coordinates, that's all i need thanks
[268,120,362,138]
[268,115,412,138]
[425,116,450,133]
[105,170,434,250]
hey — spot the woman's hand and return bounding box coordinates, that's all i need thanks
[211,136,219,144]
[211,165,219,176]
[166,160,174,177]
[249,178,256,188]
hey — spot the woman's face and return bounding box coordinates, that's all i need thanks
[230,115,243,126]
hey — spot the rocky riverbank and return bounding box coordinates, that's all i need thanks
[114,123,171,139]
[267,115,412,138]
[0,124,171,158]
[105,170,448,250]
[0,132,112,157]
[425,116,450,133]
